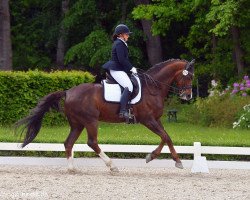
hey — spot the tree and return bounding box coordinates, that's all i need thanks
[56,0,70,67]
[231,26,244,75]
[10,0,62,70]
[0,0,12,70]
[64,0,144,69]
[133,0,250,82]
[134,0,162,66]
[206,0,250,76]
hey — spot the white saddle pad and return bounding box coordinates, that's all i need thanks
[102,75,141,104]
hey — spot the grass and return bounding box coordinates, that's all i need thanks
[1,121,249,147]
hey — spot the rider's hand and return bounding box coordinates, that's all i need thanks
[130,67,137,74]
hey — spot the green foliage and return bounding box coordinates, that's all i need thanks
[206,0,250,36]
[63,0,97,29]
[10,0,62,70]
[233,104,250,129]
[132,1,193,36]
[65,30,111,67]
[65,26,144,68]
[206,0,238,36]
[89,45,111,67]
[0,70,94,125]
[7,0,250,95]
[133,0,250,91]
[185,95,250,127]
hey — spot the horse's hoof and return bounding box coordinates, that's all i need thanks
[146,153,153,163]
[110,167,119,172]
[175,161,184,169]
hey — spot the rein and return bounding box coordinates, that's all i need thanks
[136,69,192,95]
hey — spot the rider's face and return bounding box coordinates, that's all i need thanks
[121,33,129,42]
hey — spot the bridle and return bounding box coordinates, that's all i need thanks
[137,60,195,95]
[174,70,194,95]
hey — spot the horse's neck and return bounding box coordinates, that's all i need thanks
[150,65,178,85]
[147,64,182,96]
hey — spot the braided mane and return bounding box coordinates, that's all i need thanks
[146,58,188,74]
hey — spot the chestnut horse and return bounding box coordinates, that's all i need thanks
[16,59,195,172]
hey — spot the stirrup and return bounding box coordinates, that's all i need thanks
[119,110,129,119]
[119,109,136,124]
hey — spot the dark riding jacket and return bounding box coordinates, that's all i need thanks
[102,39,133,74]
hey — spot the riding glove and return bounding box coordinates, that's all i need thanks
[130,67,137,74]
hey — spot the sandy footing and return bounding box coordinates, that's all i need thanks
[0,165,249,200]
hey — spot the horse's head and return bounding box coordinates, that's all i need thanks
[174,59,195,101]
[144,59,195,100]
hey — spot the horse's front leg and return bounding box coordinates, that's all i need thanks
[86,121,119,172]
[142,119,183,169]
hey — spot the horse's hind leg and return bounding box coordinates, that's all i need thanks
[85,121,119,172]
[64,125,84,171]
[143,119,183,169]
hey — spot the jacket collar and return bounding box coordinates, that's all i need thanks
[117,38,128,47]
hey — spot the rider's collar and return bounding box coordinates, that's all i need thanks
[117,38,128,47]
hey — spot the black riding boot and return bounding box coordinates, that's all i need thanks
[119,87,131,119]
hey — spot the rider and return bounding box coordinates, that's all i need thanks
[102,24,137,120]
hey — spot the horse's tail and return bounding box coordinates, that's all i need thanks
[15,91,66,148]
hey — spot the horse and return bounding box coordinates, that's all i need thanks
[15,59,195,172]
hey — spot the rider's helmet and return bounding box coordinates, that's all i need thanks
[114,24,132,35]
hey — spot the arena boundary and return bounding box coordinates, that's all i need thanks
[0,142,249,170]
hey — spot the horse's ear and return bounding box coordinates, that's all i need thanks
[190,59,195,65]
[186,59,195,70]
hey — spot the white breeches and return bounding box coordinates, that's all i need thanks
[110,70,133,92]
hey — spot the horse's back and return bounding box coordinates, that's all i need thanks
[65,83,102,103]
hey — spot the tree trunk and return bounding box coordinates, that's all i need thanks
[211,33,217,77]
[134,0,162,66]
[56,0,69,67]
[231,26,244,75]
[212,34,217,55]
[0,0,12,70]
[121,1,127,23]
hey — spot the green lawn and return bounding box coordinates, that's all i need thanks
[1,121,249,147]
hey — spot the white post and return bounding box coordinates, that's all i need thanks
[191,142,209,173]
[194,142,201,158]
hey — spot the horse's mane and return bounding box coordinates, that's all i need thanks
[146,58,188,74]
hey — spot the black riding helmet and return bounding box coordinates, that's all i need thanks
[114,24,132,35]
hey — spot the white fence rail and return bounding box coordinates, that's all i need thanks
[0,142,249,157]
[0,142,250,171]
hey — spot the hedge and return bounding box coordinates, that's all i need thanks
[181,95,250,128]
[0,70,95,125]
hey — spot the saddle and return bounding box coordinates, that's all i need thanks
[105,72,140,99]
[101,72,142,105]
